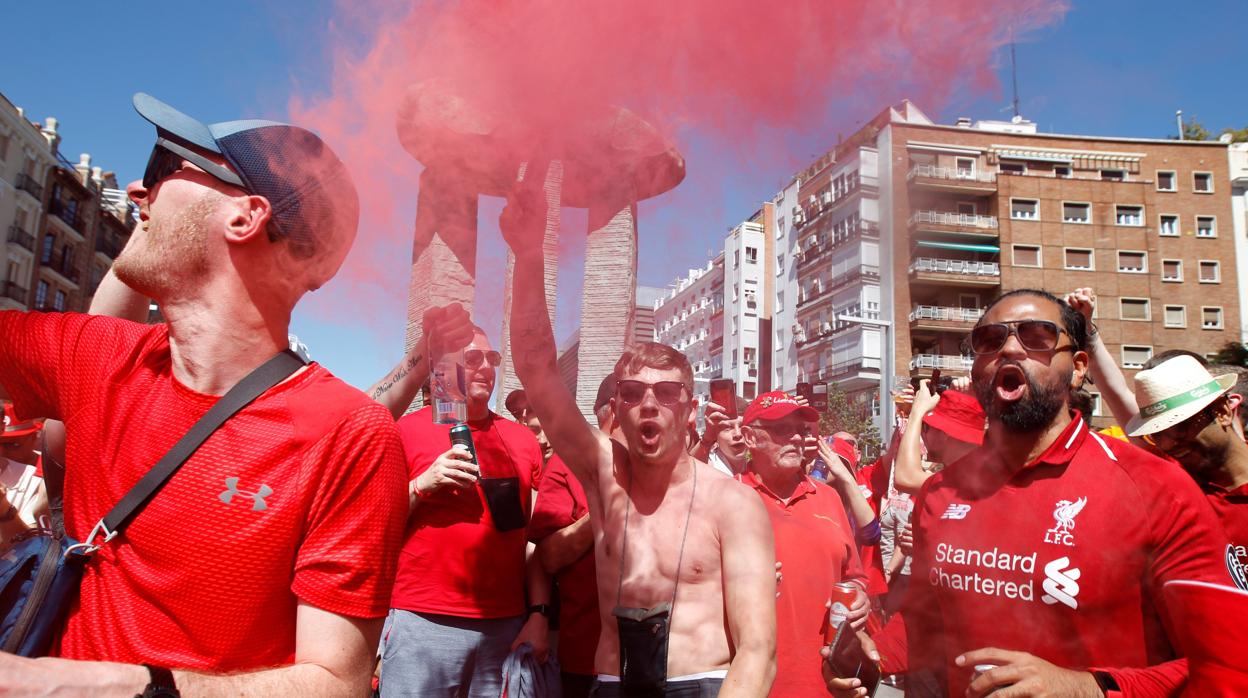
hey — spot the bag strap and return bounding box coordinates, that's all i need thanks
[39,429,67,540]
[78,350,306,552]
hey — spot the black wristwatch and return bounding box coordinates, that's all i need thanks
[527,603,552,618]
[1091,670,1120,696]
[136,664,180,698]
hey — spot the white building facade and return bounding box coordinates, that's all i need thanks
[654,254,725,407]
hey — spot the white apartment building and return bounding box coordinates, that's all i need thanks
[654,254,725,407]
[771,180,800,392]
[722,219,767,400]
[0,94,56,310]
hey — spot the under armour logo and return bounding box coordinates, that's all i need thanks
[941,503,972,520]
[1041,556,1081,609]
[219,477,272,511]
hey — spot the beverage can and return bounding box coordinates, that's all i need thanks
[449,424,478,465]
[824,582,858,643]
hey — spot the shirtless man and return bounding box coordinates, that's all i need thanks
[500,167,776,697]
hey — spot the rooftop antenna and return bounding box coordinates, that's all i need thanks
[1009,31,1021,119]
[1176,110,1185,140]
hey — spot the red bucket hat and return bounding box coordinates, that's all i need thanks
[921,390,985,446]
[2,403,42,438]
[829,436,858,470]
[743,391,819,426]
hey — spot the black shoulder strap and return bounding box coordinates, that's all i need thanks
[97,349,306,538]
[40,429,67,539]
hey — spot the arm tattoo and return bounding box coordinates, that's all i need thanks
[370,353,423,400]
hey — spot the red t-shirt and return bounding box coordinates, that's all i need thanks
[740,471,868,697]
[855,460,890,596]
[1203,482,1248,590]
[391,407,542,618]
[907,416,1228,696]
[0,311,408,670]
[528,455,600,675]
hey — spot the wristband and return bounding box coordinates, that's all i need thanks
[410,479,432,500]
[136,665,179,698]
[1091,670,1120,695]
[527,603,552,618]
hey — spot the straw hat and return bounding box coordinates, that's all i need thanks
[1126,356,1237,437]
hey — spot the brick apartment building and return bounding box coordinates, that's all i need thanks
[1,91,134,314]
[784,101,1242,430]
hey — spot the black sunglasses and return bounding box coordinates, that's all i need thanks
[970,320,1072,355]
[465,349,502,369]
[143,138,246,191]
[616,380,687,406]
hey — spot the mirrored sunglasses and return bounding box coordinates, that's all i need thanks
[970,320,1068,355]
[615,380,687,406]
[465,349,502,368]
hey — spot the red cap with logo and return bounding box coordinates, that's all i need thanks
[921,390,986,446]
[743,391,820,426]
[2,403,42,438]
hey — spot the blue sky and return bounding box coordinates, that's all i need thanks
[5,0,1247,391]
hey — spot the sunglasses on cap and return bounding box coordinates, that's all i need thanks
[143,138,246,191]
[969,320,1074,355]
[465,350,502,369]
[615,380,688,406]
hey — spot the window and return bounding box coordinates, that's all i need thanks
[1193,172,1213,193]
[1115,205,1143,226]
[34,280,48,309]
[1164,305,1187,328]
[1202,306,1224,329]
[1199,260,1220,283]
[1089,392,1103,417]
[1122,345,1153,369]
[1159,214,1179,237]
[999,161,1025,175]
[955,157,976,177]
[1054,165,1071,178]
[1196,216,1216,238]
[733,250,739,268]
[1117,251,1147,273]
[1064,248,1094,270]
[776,253,785,275]
[1119,298,1150,321]
[1062,202,1090,224]
[1156,171,1176,191]
[957,201,977,215]
[0,131,10,161]
[1012,244,1041,267]
[745,246,758,264]
[1101,169,1125,181]
[41,235,54,264]
[53,290,66,311]
[1011,198,1039,220]
[776,290,784,312]
[1162,259,1183,282]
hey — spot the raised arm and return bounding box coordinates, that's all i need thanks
[89,252,151,323]
[1066,288,1139,426]
[499,163,607,487]
[717,485,777,697]
[818,439,879,544]
[894,381,939,494]
[367,304,473,420]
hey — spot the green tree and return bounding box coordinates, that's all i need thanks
[817,383,882,460]
[1213,341,1248,367]
[1221,126,1248,143]
[1169,117,1248,142]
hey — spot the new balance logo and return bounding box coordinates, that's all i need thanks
[219,477,272,511]
[1041,556,1081,609]
[941,503,972,520]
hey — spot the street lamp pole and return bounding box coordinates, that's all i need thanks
[838,314,895,445]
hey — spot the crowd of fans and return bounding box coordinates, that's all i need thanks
[1,96,1245,698]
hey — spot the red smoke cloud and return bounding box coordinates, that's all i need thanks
[290,0,1067,330]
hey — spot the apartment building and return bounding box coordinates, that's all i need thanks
[722,206,775,401]
[771,180,800,392]
[654,255,725,407]
[1230,141,1248,342]
[0,91,134,313]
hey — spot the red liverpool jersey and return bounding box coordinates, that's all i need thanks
[907,415,1228,696]
[0,311,409,670]
[1202,482,1248,590]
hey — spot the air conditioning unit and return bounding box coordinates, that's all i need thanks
[821,321,832,335]
[821,192,832,205]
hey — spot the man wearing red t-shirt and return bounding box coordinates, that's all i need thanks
[0,94,408,696]
[383,328,547,698]
[1126,355,1248,592]
[737,391,868,697]
[896,289,1228,698]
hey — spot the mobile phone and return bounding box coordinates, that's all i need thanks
[929,368,942,391]
[796,382,813,404]
[827,624,882,697]
[709,379,737,418]
[811,383,828,412]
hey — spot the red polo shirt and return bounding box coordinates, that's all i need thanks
[740,470,867,697]
[391,407,543,618]
[907,416,1228,697]
[529,455,599,675]
[1203,482,1248,591]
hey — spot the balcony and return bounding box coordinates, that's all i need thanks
[40,253,80,285]
[795,265,880,312]
[909,354,974,376]
[1,282,28,305]
[15,173,43,201]
[793,177,865,231]
[806,357,881,385]
[795,222,879,271]
[909,258,1000,288]
[7,225,35,253]
[48,200,87,238]
[909,305,984,332]
[909,210,999,239]
[907,165,997,193]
